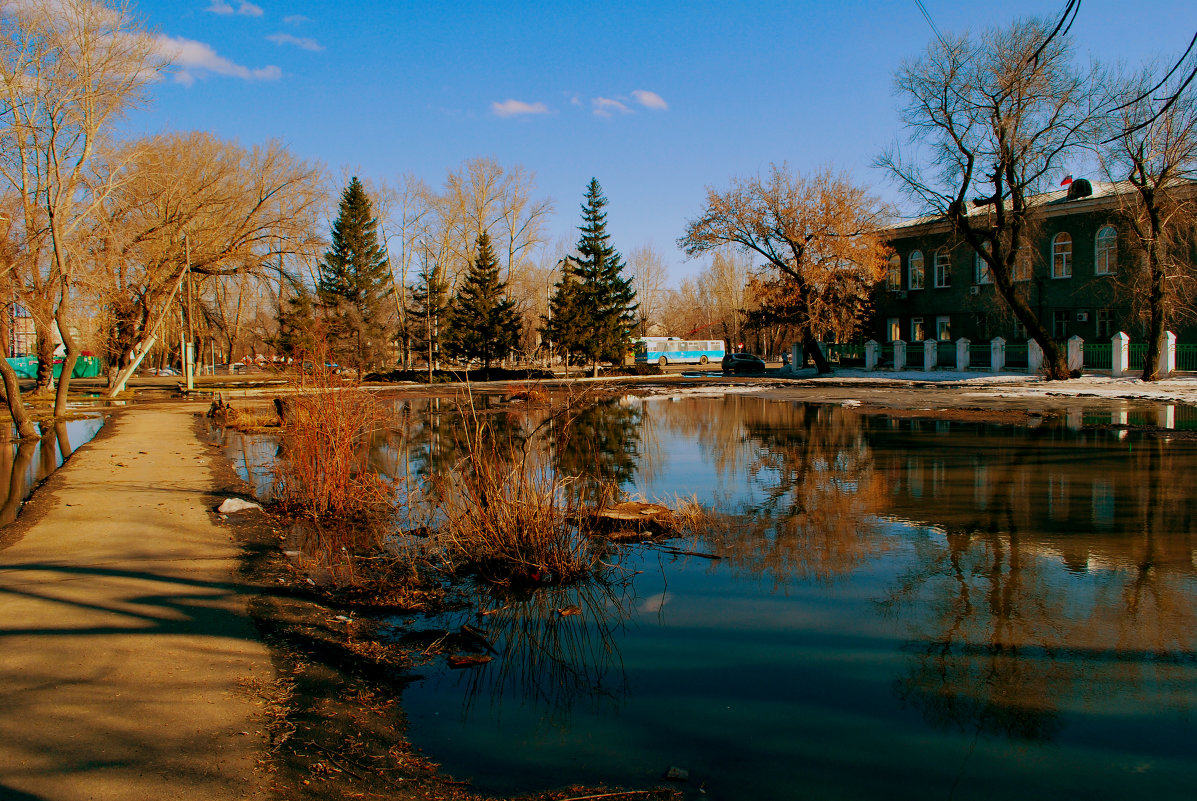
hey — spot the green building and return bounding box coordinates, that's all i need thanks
[870,179,1195,352]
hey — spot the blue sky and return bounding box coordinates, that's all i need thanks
[128,0,1195,283]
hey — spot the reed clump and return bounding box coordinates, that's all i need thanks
[272,363,394,524]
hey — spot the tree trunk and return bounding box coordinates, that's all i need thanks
[0,326,38,438]
[53,291,79,418]
[32,319,56,396]
[804,332,831,374]
[1141,219,1165,381]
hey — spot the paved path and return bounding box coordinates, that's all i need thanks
[0,405,269,801]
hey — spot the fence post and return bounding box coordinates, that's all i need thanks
[1111,331,1129,376]
[1158,331,1177,377]
[955,338,970,371]
[1067,335,1084,373]
[923,339,937,371]
[893,340,906,371]
[1028,339,1043,374]
[865,340,879,371]
[990,337,1006,372]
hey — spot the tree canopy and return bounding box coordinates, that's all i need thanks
[444,231,522,370]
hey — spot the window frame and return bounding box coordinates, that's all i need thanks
[911,316,925,342]
[908,250,925,291]
[934,249,951,288]
[886,254,901,290]
[936,316,951,341]
[1095,226,1116,275]
[975,244,993,285]
[1051,232,1073,279]
[886,317,900,342]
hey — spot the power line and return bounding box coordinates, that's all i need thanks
[912,0,948,50]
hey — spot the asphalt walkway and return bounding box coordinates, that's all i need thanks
[0,404,269,801]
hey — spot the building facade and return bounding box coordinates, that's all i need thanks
[869,180,1196,349]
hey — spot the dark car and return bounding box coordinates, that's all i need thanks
[721,352,767,374]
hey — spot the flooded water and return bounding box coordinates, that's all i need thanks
[225,394,1197,799]
[0,416,106,526]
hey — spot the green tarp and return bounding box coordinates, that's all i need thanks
[6,356,103,379]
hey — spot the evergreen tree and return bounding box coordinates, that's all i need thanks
[572,179,637,376]
[273,284,320,359]
[317,177,394,373]
[407,257,450,379]
[444,232,522,370]
[540,256,586,376]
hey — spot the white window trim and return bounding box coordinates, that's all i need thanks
[1052,233,1073,279]
[934,250,951,288]
[909,250,925,291]
[1095,226,1116,276]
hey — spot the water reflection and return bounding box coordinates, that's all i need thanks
[0,416,104,526]
[220,394,1197,797]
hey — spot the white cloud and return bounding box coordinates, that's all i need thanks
[492,98,550,117]
[592,96,631,117]
[267,32,324,51]
[156,34,282,85]
[206,1,263,16]
[632,89,668,110]
[283,14,310,26]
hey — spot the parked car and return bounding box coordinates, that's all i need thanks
[721,352,766,374]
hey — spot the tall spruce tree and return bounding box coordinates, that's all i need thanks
[317,177,394,373]
[445,232,522,371]
[573,178,637,376]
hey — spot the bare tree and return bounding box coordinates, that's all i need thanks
[87,132,324,395]
[878,17,1097,380]
[627,244,669,336]
[680,164,890,373]
[0,0,160,418]
[1099,55,1197,380]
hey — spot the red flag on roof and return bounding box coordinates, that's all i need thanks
[1060,174,1074,186]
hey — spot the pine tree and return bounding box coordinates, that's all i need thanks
[541,257,586,376]
[274,285,320,359]
[407,257,450,380]
[444,232,522,371]
[572,178,637,376]
[317,177,394,373]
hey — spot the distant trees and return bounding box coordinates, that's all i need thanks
[542,179,638,376]
[444,232,521,370]
[406,254,450,378]
[680,164,889,373]
[317,177,394,374]
[878,16,1097,380]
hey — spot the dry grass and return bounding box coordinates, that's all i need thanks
[271,362,395,524]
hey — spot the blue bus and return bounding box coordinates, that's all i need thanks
[634,337,726,366]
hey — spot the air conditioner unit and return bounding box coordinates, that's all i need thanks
[1076,311,1089,322]
[969,286,980,296]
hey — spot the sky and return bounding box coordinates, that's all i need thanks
[126,0,1197,284]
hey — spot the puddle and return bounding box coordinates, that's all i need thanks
[0,416,106,526]
[220,394,1197,798]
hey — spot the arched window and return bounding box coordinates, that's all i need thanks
[909,250,924,290]
[1051,232,1072,278]
[934,249,951,288]
[1095,226,1116,275]
[886,254,901,290]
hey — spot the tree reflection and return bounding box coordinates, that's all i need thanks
[878,426,1197,742]
[694,401,894,586]
[552,398,642,502]
[446,578,635,726]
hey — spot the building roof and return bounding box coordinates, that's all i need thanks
[883,178,1162,238]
